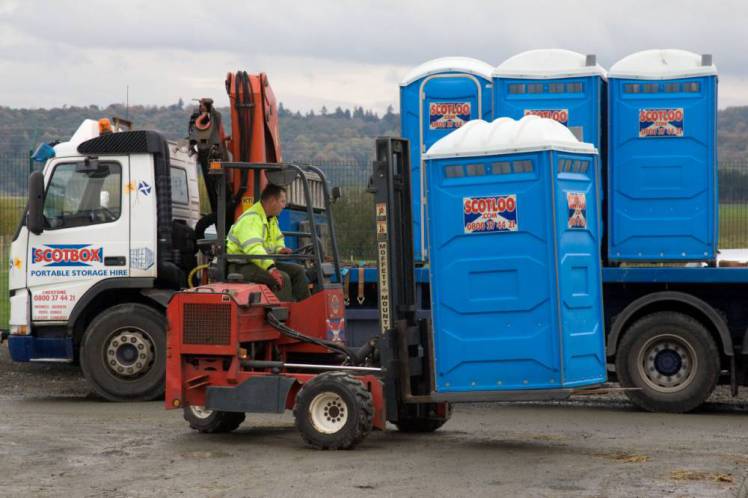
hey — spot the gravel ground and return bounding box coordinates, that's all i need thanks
[1,344,747,497]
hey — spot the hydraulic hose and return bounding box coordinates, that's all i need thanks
[266,311,357,363]
[187,264,210,288]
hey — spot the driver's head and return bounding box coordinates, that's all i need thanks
[260,184,287,217]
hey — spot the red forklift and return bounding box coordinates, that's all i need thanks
[165,139,456,449]
[165,138,596,449]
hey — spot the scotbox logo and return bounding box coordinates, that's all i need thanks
[32,244,103,267]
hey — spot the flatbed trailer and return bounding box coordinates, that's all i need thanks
[344,264,748,413]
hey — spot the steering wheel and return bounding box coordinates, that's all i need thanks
[98,206,117,221]
[90,206,116,223]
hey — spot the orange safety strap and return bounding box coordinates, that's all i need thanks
[344,269,351,306]
[357,267,365,305]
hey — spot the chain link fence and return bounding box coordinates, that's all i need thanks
[3,154,748,328]
[289,159,376,264]
[716,161,748,248]
[1,153,32,330]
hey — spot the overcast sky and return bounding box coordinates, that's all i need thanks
[1,0,747,113]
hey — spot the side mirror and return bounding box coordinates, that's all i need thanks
[27,171,45,235]
[331,186,341,203]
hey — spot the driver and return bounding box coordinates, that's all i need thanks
[226,184,310,301]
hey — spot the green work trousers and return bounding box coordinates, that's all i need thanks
[228,261,310,302]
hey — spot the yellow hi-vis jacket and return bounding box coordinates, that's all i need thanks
[226,201,285,271]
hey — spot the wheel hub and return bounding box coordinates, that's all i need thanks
[654,349,682,376]
[639,335,697,392]
[189,405,213,419]
[105,329,154,378]
[309,392,348,434]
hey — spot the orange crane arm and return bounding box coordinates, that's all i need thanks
[225,72,283,221]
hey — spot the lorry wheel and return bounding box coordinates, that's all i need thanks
[183,405,245,433]
[395,402,452,433]
[79,303,166,401]
[293,371,373,450]
[616,311,720,413]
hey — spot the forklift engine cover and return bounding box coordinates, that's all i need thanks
[423,115,607,393]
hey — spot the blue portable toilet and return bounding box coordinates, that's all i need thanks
[607,49,718,262]
[423,115,607,393]
[400,57,494,263]
[492,49,607,149]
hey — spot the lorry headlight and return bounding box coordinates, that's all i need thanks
[10,325,29,335]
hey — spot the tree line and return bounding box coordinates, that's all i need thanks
[1,102,748,196]
[0,102,398,194]
[1,101,747,161]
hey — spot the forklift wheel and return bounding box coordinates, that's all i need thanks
[293,372,373,450]
[395,403,453,433]
[183,405,246,433]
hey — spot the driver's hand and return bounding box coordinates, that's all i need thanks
[278,247,293,255]
[269,267,285,289]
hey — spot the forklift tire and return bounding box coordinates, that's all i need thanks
[395,403,452,433]
[293,371,373,450]
[79,303,166,402]
[615,311,720,413]
[183,406,246,433]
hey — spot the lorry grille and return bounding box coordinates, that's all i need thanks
[182,303,231,345]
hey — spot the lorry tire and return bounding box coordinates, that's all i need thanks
[395,402,452,433]
[293,371,373,450]
[616,311,720,413]
[79,303,166,401]
[183,406,245,433]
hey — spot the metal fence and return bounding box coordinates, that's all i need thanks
[3,154,748,328]
[716,162,748,248]
[289,159,376,264]
[0,153,31,331]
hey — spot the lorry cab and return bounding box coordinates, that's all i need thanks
[8,119,201,400]
[7,116,329,401]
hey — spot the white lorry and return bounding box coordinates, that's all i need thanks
[6,119,203,400]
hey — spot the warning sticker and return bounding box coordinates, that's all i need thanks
[567,192,587,229]
[524,109,569,126]
[463,195,518,234]
[376,220,388,240]
[639,108,684,137]
[429,102,471,130]
[375,202,387,219]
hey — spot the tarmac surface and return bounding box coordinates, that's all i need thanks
[1,345,747,498]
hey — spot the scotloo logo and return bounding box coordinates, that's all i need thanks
[639,108,684,137]
[524,109,569,125]
[463,195,518,234]
[32,244,103,267]
[429,101,471,130]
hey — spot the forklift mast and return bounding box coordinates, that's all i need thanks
[372,138,417,330]
[371,137,437,421]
